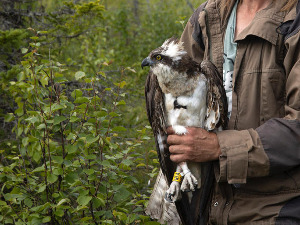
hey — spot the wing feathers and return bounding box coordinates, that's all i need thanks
[145,70,175,184]
[201,60,228,130]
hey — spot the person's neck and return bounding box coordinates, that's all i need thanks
[235,0,272,38]
[240,0,272,13]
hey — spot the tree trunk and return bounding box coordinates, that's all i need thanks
[133,0,140,26]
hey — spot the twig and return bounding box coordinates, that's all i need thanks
[186,0,195,11]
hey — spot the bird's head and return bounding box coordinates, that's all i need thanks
[141,37,188,71]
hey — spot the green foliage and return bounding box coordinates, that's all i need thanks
[0,0,205,223]
[1,32,156,224]
[0,29,30,75]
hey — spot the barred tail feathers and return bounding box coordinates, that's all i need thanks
[146,169,182,225]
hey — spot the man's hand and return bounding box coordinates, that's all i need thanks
[167,127,221,163]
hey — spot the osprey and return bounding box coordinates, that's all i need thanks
[142,37,228,225]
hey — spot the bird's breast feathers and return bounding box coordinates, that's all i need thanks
[165,75,207,133]
[153,65,201,97]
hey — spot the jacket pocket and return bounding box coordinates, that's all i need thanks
[235,69,285,129]
[260,68,286,122]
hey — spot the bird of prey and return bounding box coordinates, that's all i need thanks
[142,37,228,225]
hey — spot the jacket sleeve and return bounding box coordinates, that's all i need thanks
[180,2,207,64]
[215,15,300,184]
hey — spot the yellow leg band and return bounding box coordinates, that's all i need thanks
[172,172,182,183]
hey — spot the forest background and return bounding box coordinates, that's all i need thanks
[0,0,204,224]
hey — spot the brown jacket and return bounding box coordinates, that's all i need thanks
[180,0,300,224]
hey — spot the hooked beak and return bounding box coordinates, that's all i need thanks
[141,57,154,69]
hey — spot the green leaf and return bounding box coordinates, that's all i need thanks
[83,169,94,175]
[53,168,63,176]
[37,185,46,193]
[52,193,60,198]
[21,48,28,54]
[40,75,48,87]
[136,163,146,168]
[52,156,63,164]
[71,89,83,98]
[109,112,119,117]
[120,81,126,88]
[4,113,14,122]
[25,116,40,124]
[30,36,39,40]
[37,30,48,34]
[86,135,99,144]
[70,116,81,122]
[53,116,67,125]
[86,154,96,160]
[51,103,64,112]
[46,119,54,124]
[66,133,76,140]
[77,195,92,206]
[24,198,33,207]
[93,111,107,117]
[74,97,89,104]
[42,217,51,223]
[33,151,42,162]
[30,202,51,212]
[112,126,127,132]
[65,172,79,183]
[0,200,7,206]
[93,197,105,208]
[32,166,45,173]
[116,100,126,106]
[47,174,58,183]
[75,71,86,80]
[37,123,46,130]
[55,209,64,217]
[56,198,70,207]
[113,187,131,202]
[66,144,78,154]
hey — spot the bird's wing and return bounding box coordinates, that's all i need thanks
[145,70,175,184]
[201,60,228,130]
[191,60,228,225]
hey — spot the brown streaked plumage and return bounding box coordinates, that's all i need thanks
[201,60,228,131]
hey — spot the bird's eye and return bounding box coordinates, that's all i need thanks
[156,54,162,60]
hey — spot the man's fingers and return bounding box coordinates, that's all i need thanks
[167,134,193,146]
[170,153,186,163]
[167,134,182,145]
[169,145,186,154]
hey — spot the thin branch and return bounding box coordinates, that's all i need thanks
[186,0,195,11]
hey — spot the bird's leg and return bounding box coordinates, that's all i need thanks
[165,165,182,203]
[180,162,198,192]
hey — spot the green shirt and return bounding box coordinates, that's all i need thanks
[223,0,238,118]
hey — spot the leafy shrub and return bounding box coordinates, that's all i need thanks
[0,30,159,224]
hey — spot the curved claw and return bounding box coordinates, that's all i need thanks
[164,192,174,203]
[181,172,198,192]
[165,181,181,203]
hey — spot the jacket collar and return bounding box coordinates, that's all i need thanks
[235,1,288,45]
[205,0,290,45]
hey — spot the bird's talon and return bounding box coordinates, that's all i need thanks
[165,193,175,203]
